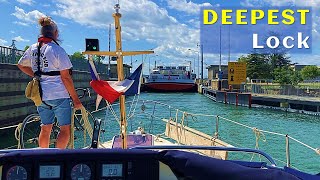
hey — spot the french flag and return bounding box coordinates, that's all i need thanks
[88,60,142,105]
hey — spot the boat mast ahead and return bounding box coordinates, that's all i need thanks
[113,3,128,149]
[83,3,154,149]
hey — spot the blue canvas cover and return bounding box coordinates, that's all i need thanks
[284,167,320,180]
[157,150,301,180]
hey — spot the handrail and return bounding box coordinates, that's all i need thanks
[131,145,277,166]
[6,97,315,168]
[91,99,319,167]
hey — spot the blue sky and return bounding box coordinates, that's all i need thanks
[0,0,319,76]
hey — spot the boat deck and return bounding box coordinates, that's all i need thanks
[99,135,177,149]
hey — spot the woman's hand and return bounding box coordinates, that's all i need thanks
[60,69,84,110]
[73,99,84,110]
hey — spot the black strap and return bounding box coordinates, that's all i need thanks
[36,42,53,109]
[34,38,71,76]
[51,38,60,46]
[35,41,42,77]
[35,38,71,109]
[40,71,61,76]
[34,41,60,77]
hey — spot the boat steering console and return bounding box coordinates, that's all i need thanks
[0,146,315,180]
[0,148,164,180]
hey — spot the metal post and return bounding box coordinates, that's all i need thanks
[228,25,230,62]
[219,26,222,73]
[218,26,222,90]
[108,24,111,77]
[148,57,150,74]
[193,57,195,76]
[215,116,219,138]
[285,134,291,167]
[201,44,204,84]
[197,51,200,78]
[10,40,17,64]
[0,46,2,63]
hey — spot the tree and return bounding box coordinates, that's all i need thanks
[24,45,30,51]
[273,67,302,85]
[237,54,272,80]
[71,51,85,60]
[300,65,320,80]
[267,53,291,70]
[93,55,104,63]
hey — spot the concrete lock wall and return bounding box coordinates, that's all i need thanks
[216,91,226,103]
[0,63,104,128]
[226,92,238,105]
[238,93,252,108]
[211,79,229,90]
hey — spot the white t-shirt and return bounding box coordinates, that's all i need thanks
[18,42,73,101]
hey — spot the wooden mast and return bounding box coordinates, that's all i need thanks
[83,3,154,149]
[113,3,127,149]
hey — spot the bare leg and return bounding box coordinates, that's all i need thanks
[39,124,53,148]
[56,125,71,149]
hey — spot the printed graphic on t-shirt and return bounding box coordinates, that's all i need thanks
[31,51,48,70]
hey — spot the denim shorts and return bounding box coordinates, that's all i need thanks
[37,98,72,126]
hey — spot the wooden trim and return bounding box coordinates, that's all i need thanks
[163,119,232,160]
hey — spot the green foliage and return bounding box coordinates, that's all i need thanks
[237,54,272,79]
[267,53,291,70]
[238,51,292,82]
[71,52,86,60]
[300,66,320,80]
[273,67,302,85]
[93,55,105,63]
[15,55,22,64]
[24,46,30,51]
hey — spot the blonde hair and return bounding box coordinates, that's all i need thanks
[38,16,58,39]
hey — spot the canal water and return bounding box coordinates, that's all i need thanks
[101,92,320,174]
[1,92,319,174]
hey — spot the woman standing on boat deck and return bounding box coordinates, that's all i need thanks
[17,17,83,149]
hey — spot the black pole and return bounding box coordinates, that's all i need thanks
[219,26,222,90]
[108,24,111,78]
[201,44,204,85]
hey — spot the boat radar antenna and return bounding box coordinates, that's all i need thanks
[82,3,154,149]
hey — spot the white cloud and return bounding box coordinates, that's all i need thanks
[13,21,29,26]
[313,15,320,40]
[0,38,7,45]
[13,36,30,42]
[16,0,33,5]
[53,0,201,63]
[291,55,320,65]
[166,0,212,15]
[10,30,15,34]
[42,4,51,7]
[11,6,46,25]
[241,0,320,7]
